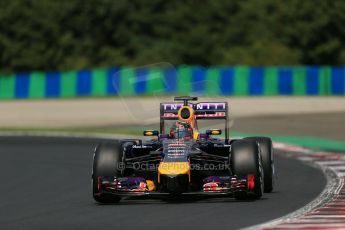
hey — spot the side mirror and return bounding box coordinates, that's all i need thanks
[143,130,159,136]
[206,129,222,135]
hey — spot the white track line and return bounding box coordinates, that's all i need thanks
[244,142,345,230]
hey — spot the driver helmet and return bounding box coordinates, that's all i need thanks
[169,121,193,140]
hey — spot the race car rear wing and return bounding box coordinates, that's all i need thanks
[160,102,228,119]
[159,97,230,141]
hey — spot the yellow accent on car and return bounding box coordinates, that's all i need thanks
[146,180,156,191]
[193,130,200,140]
[177,106,194,123]
[158,162,190,182]
[211,130,220,135]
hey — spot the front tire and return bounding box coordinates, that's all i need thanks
[92,142,124,203]
[230,139,264,200]
[245,137,274,193]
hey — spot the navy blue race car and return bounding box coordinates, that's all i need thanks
[92,96,274,203]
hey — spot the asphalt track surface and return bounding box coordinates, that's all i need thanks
[0,136,326,230]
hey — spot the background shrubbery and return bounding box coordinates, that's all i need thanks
[1,0,345,72]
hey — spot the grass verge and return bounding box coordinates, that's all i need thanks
[0,127,344,152]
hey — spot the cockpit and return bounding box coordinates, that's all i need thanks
[169,121,193,140]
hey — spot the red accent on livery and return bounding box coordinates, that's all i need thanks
[247,175,255,190]
[97,176,101,192]
[162,112,226,118]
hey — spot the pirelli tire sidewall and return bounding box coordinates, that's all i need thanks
[92,142,125,203]
[230,139,264,199]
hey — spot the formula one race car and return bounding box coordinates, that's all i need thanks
[92,96,275,203]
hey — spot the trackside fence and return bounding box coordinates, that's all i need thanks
[0,66,344,99]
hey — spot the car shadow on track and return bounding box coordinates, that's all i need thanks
[94,197,269,205]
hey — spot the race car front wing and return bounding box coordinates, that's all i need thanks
[94,175,255,197]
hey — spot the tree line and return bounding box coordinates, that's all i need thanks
[1,0,345,73]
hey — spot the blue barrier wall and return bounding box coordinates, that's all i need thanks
[0,66,344,99]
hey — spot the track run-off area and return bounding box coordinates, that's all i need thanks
[249,142,345,229]
[1,135,340,230]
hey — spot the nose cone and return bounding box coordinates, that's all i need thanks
[158,162,190,194]
[160,174,190,194]
[158,162,190,176]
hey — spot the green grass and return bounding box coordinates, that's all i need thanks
[232,131,345,152]
[1,127,345,152]
[0,127,141,135]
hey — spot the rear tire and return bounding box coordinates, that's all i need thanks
[92,142,124,203]
[245,137,274,193]
[230,139,264,200]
